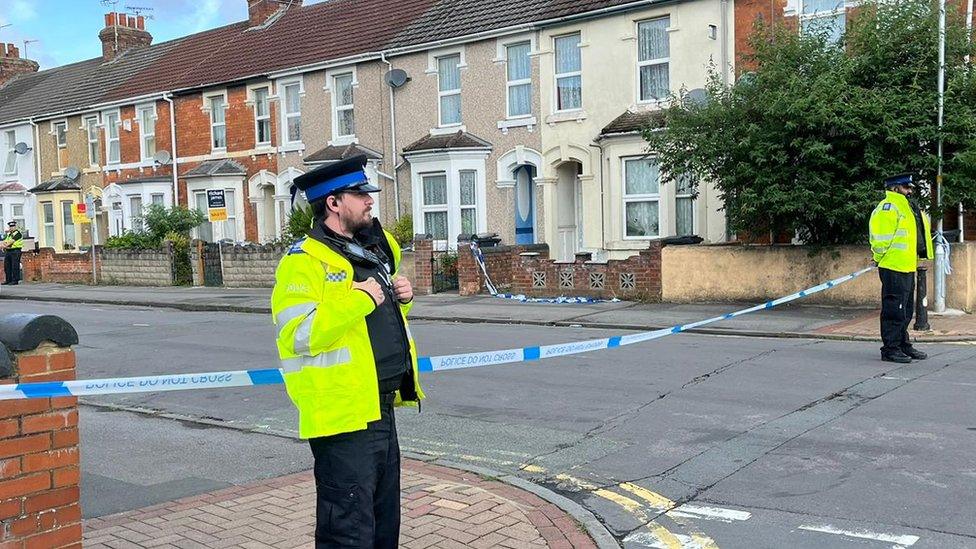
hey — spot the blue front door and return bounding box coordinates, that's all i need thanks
[514,165,535,245]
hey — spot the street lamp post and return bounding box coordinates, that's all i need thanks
[934,0,948,313]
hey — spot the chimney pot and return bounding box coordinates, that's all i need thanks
[137,16,145,30]
[107,13,117,26]
[9,45,19,58]
[0,44,6,57]
[127,16,136,28]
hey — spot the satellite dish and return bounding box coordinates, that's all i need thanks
[153,150,172,165]
[684,88,710,106]
[64,166,80,180]
[13,142,30,155]
[384,69,409,88]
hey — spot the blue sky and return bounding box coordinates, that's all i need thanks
[0,0,326,70]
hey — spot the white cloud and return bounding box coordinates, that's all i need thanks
[188,0,221,33]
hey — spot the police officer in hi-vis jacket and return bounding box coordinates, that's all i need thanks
[869,173,934,363]
[271,154,424,548]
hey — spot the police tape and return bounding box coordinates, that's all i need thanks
[0,266,874,400]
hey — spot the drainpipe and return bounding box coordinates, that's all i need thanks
[380,52,401,220]
[588,141,606,252]
[162,93,179,207]
[720,0,730,87]
[964,0,973,242]
[28,119,40,242]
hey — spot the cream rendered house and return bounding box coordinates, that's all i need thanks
[538,0,733,260]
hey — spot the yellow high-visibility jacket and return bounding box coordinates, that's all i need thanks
[271,230,424,439]
[3,230,23,250]
[869,191,933,273]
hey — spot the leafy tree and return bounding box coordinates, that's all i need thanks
[645,0,976,244]
[139,205,207,242]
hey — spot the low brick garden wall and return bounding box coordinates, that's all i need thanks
[100,245,175,286]
[22,248,100,284]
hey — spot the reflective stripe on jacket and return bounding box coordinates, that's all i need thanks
[869,191,933,273]
[271,228,424,439]
[3,230,23,250]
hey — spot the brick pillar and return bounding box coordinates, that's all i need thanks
[456,236,480,296]
[639,241,663,302]
[413,235,433,296]
[0,315,82,549]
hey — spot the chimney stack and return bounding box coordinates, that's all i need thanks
[247,0,302,27]
[0,43,40,87]
[98,12,153,62]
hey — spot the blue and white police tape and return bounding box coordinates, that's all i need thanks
[0,266,874,400]
[470,242,616,304]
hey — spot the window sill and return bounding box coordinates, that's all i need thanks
[497,116,537,134]
[429,125,465,136]
[329,136,357,147]
[279,143,305,154]
[545,110,587,126]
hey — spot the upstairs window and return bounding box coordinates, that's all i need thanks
[799,0,846,44]
[208,95,227,151]
[506,42,532,118]
[137,105,156,160]
[333,73,355,138]
[104,112,120,164]
[84,115,100,166]
[253,86,271,146]
[638,17,670,102]
[675,174,696,236]
[282,81,302,144]
[3,130,16,176]
[54,121,68,170]
[437,54,462,126]
[554,33,582,111]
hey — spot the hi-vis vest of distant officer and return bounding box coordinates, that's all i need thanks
[3,229,23,250]
[271,230,424,439]
[869,191,934,273]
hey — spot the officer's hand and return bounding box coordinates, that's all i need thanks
[353,278,385,306]
[393,277,413,304]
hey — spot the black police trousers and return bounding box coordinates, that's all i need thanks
[308,394,400,549]
[879,267,915,354]
[3,249,21,284]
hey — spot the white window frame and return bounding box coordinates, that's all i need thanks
[327,69,357,143]
[103,110,121,165]
[622,156,661,240]
[136,103,157,161]
[458,169,479,236]
[675,174,696,236]
[796,0,847,41]
[3,130,16,176]
[202,90,228,152]
[636,17,671,104]
[187,177,245,242]
[420,172,450,246]
[553,33,583,113]
[51,120,68,148]
[10,203,24,231]
[248,84,272,147]
[504,41,533,119]
[128,194,144,232]
[277,77,304,147]
[408,151,489,251]
[42,201,55,247]
[436,53,462,127]
[60,199,76,250]
[83,115,100,167]
[151,193,165,206]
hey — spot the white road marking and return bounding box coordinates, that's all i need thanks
[624,531,716,549]
[671,504,752,523]
[798,524,919,547]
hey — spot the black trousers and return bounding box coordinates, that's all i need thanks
[308,395,400,549]
[3,249,21,284]
[879,268,915,354]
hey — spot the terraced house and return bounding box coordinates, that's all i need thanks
[0,0,741,262]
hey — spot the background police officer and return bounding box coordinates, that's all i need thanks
[869,173,934,363]
[272,155,424,548]
[0,221,23,285]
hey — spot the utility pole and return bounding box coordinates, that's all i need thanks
[934,0,948,313]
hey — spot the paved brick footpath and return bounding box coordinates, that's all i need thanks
[816,310,976,341]
[82,459,597,549]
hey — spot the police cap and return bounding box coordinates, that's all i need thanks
[6,221,15,228]
[883,173,915,188]
[291,154,380,203]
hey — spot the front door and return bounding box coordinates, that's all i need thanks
[514,165,535,245]
[556,164,580,261]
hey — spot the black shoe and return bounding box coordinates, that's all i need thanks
[0,282,9,286]
[901,347,927,360]
[881,350,912,363]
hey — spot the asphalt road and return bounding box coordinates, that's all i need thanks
[3,300,974,548]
